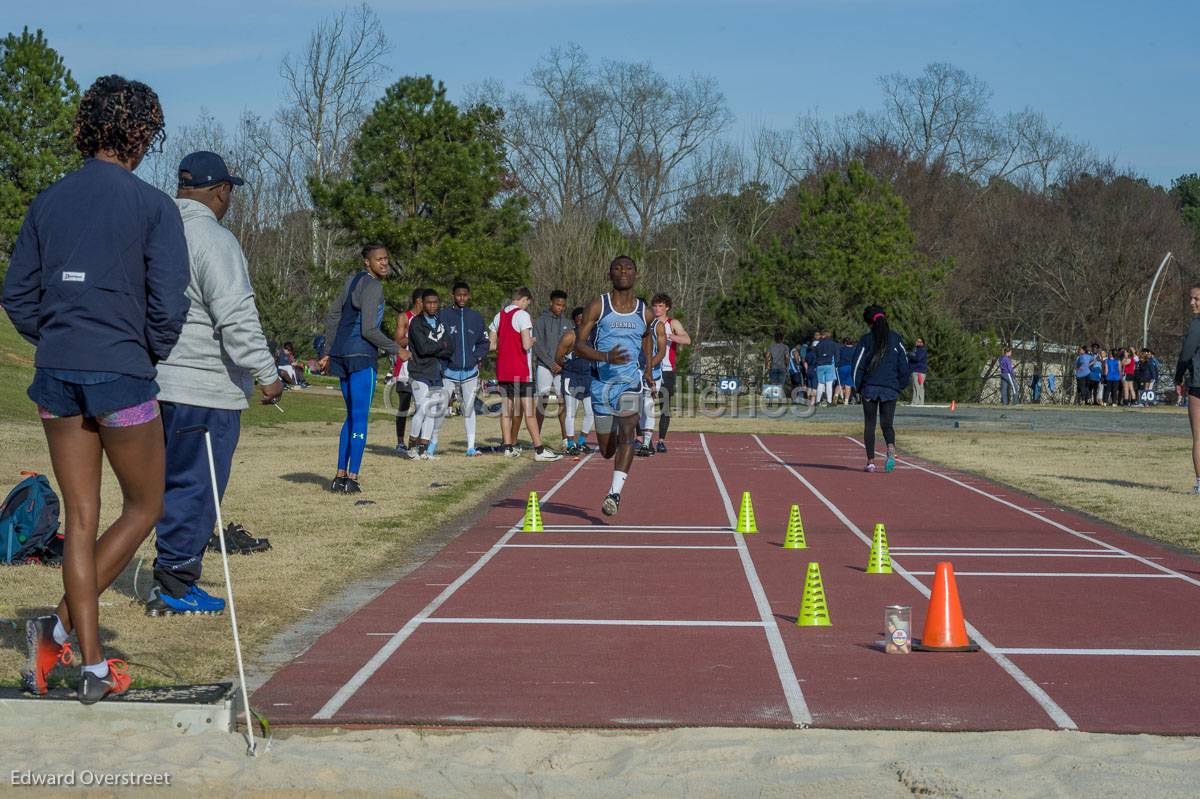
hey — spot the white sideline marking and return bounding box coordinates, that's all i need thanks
[536,524,731,530]
[908,572,1175,578]
[313,456,594,720]
[891,547,1106,553]
[502,544,738,550]
[366,618,765,632]
[752,435,1077,730]
[996,648,1200,657]
[891,553,1131,559]
[700,434,812,727]
[843,436,1200,590]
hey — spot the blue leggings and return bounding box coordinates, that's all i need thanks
[338,367,377,474]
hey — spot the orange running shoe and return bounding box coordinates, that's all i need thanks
[22,616,74,696]
[78,659,131,705]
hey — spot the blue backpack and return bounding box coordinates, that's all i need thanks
[1,474,62,564]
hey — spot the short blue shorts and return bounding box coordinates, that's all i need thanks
[590,378,642,417]
[29,368,158,420]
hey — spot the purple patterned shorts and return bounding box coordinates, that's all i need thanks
[38,399,160,428]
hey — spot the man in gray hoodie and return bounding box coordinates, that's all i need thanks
[533,290,573,450]
[145,152,282,617]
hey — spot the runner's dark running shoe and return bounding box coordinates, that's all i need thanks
[635,442,653,457]
[329,476,347,492]
[601,493,621,517]
[208,523,271,555]
[342,478,362,494]
[578,442,594,455]
[22,616,74,696]
[655,440,667,454]
[78,659,131,705]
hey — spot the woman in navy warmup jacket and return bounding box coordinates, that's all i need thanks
[2,76,189,703]
[851,305,911,473]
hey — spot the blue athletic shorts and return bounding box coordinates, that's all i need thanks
[590,378,642,417]
[838,364,853,385]
[29,368,158,420]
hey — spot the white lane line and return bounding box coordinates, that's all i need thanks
[891,547,1108,553]
[752,434,1076,730]
[313,455,594,720]
[997,648,1200,657]
[843,436,1200,590]
[891,553,1132,559]
[527,529,735,535]
[365,618,765,632]
[908,572,1177,578]
[502,544,738,550]
[700,433,812,728]
[536,524,731,530]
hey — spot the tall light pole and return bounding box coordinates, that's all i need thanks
[1143,251,1174,350]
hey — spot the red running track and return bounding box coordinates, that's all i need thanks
[252,433,1200,733]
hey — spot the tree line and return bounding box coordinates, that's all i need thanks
[2,9,1197,400]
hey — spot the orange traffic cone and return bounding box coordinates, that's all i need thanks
[913,562,979,652]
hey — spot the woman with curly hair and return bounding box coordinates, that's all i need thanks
[851,305,912,472]
[2,75,190,704]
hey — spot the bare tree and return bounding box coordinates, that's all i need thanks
[249,2,390,272]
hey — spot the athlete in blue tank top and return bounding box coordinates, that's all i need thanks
[573,256,667,518]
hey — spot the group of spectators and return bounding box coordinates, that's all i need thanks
[765,332,929,406]
[997,345,1165,406]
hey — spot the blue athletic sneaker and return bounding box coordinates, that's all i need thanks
[145,584,225,617]
[465,448,482,457]
[426,441,438,456]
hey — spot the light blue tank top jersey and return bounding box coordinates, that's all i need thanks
[592,293,647,386]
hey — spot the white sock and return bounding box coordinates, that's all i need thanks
[465,414,476,451]
[52,616,68,645]
[82,661,109,679]
[610,470,628,495]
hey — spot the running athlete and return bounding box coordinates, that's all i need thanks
[649,294,690,453]
[391,289,422,453]
[574,256,667,516]
[555,307,596,457]
[318,244,400,493]
[439,281,491,456]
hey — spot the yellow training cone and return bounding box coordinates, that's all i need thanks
[736,491,758,534]
[867,522,892,574]
[797,562,831,626]
[783,505,807,549]
[522,491,543,532]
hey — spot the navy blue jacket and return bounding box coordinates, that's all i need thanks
[908,345,928,374]
[815,337,839,367]
[838,344,855,367]
[438,306,489,374]
[2,159,189,378]
[851,330,912,402]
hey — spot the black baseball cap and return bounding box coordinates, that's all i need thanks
[178,151,245,188]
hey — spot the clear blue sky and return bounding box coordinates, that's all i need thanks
[14,0,1199,186]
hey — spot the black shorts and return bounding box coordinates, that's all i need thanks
[1190,387,1200,400]
[499,380,535,399]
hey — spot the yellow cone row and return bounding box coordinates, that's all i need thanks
[797,562,831,626]
[783,505,806,549]
[867,522,892,574]
[736,491,758,533]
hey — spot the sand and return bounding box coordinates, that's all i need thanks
[2,723,1197,798]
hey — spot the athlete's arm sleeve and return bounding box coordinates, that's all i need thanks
[200,232,278,386]
[472,314,490,363]
[143,197,191,364]
[1177,319,1200,385]
[1,210,42,345]
[322,277,349,356]
[356,279,400,354]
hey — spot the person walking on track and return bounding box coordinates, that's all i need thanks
[1175,285,1200,494]
[439,281,490,456]
[4,76,188,703]
[146,150,281,619]
[319,244,401,494]
[649,293,690,453]
[851,305,911,473]
[490,287,562,461]
[555,307,596,457]
[573,256,667,516]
